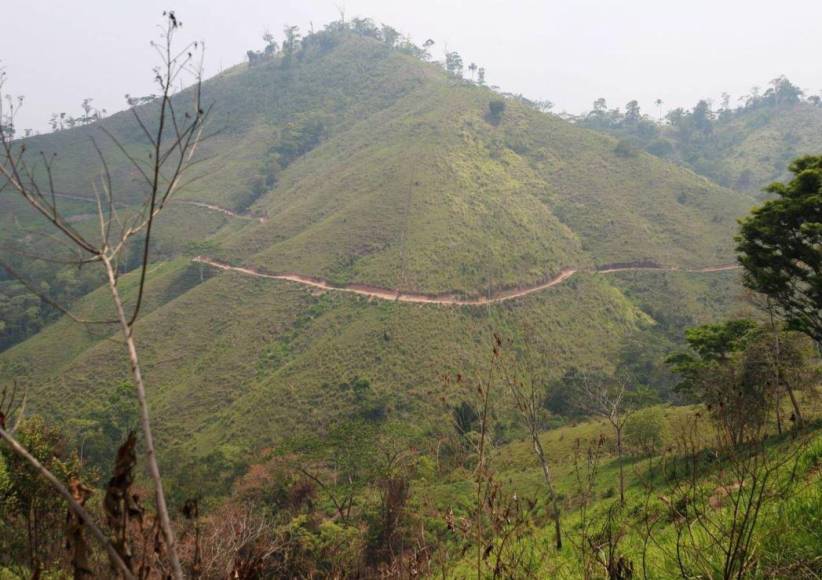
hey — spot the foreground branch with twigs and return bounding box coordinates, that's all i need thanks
[0,11,209,578]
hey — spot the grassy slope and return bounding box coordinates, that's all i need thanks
[715,102,822,192]
[426,402,822,578]
[216,77,754,294]
[585,101,822,195]
[3,269,650,458]
[1,33,758,472]
[0,259,209,383]
[0,34,439,350]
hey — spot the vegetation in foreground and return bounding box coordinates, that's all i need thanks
[0,11,820,580]
[1,377,820,577]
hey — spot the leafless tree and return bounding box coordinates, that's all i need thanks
[0,12,209,578]
[659,412,809,579]
[195,506,281,579]
[443,334,558,577]
[499,336,563,550]
[571,436,605,579]
[442,335,502,578]
[574,374,634,504]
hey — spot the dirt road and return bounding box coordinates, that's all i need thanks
[193,257,739,306]
[51,193,265,221]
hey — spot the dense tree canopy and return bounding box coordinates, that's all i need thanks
[736,156,822,342]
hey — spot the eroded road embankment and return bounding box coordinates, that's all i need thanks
[192,256,739,306]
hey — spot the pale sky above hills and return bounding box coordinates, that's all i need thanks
[2,0,821,132]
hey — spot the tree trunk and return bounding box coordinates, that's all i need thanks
[784,380,804,429]
[532,433,562,549]
[770,308,803,429]
[616,425,625,504]
[28,507,39,579]
[103,257,183,579]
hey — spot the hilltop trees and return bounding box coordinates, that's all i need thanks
[380,24,400,47]
[240,19,440,73]
[624,100,641,124]
[282,24,301,64]
[445,51,464,78]
[757,75,803,107]
[350,17,380,39]
[262,30,278,56]
[40,99,107,133]
[572,77,822,195]
[242,19,490,92]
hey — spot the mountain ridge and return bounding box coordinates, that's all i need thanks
[0,29,756,472]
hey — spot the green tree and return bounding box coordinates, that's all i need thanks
[677,319,757,365]
[380,24,399,47]
[488,99,506,122]
[544,367,596,418]
[282,24,301,65]
[667,319,770,445]
[0,417,85,576]
[739,321,817,430]
[444,51,463,78]
[736,156,822,342]
[764,76,803,106]
[351,17,380,38]
[624,100,641,124]
[623,407,666,456]
[468,62,477,82]
[73,382,138,466]
[262,30,278,56]
[691,99,714,135]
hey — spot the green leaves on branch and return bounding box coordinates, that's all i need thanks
[736,156,822,342]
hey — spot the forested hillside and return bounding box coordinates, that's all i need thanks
[575,76,822,195]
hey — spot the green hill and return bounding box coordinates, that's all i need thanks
[0,28,757,479]
[709,101,822,191]
[576,78,822,195]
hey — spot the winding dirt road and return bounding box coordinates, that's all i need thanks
[193,256,739,306]
[51,193,266,222]
[175,201,267,222]
[51,193,738,303]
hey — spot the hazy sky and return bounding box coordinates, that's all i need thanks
[3,0,821,132]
